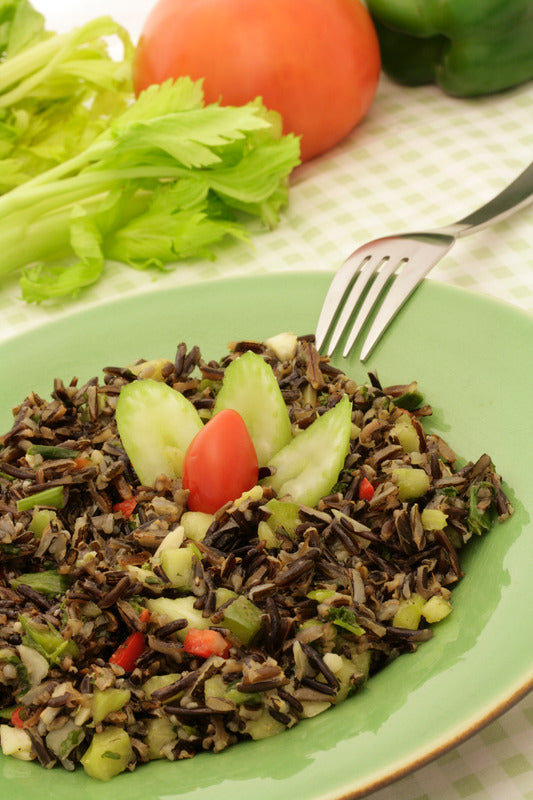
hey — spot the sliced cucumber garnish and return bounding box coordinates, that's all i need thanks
[263,394,352,506]
[116,379,203,486]
[213,350,291,465]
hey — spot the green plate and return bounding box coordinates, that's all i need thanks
[1,273,532,799]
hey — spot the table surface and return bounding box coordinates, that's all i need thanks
[2,3,533,798]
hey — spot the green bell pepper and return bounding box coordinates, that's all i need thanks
[366,0,533,96]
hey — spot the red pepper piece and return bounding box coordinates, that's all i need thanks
[10,707,25,728]
[73,456,91,470]
[358,476,375,501]
[108,607,150,671]
[140,607,150,623]
[183,628,230,659]
[108,630,146,672]
[113,497,137,519]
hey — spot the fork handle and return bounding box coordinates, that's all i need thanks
[439,160,533,238]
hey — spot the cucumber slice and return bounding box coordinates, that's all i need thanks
[145,717,176,760]
[91,688,131,725]
[392,467,430,501]
[80,726,133,781]
[146,596,210,640]
[159,546,195,590]
[213,350,291,466]
[263,394,352,507]
[116,379,203,486]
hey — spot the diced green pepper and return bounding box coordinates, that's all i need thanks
[392,594,426,629]
[181,510,214,542]
[262,497,300,537]
[215,590,263,646]
[421,595,452,623]
[257,520,282,549]
[393,413,420,453]
[146,596,210,640]
[142,673,182,702]
[224,681,262,707]
[28,508,57,537]
[421,508,448,531]
[307,589,336,602]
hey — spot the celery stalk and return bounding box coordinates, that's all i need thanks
[1,4,134,194]
[16,486,65,511]
[0,78,300,301]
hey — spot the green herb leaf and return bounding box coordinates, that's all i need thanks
[467,481,496,536]
[101,750,121,760]
[11,569,72,596]
[326,606,365,637]
[19,614,79,664]
[27,444,79,458]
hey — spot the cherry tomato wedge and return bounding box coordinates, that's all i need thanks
[358,476,375,501]
[182,409,259,514]
[113,497,138,519]
[183,628,231,659]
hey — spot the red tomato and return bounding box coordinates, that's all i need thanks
[108,630,146,672]
[113,497,138,519]
[183,628,231,659]
[133,0,381,162]
[358,476,375,501]
[10,707,25,728]
[182,409,258,514]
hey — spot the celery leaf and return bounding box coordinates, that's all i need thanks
[0,76,301,301]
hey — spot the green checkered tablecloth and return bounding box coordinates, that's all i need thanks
[3,3,533,798]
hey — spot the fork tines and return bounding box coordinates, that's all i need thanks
[316,233,454,361]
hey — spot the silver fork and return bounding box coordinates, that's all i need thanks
[316,161,533,361]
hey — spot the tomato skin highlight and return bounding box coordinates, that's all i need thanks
[182,409,259,514]
[133,0,381,161]
[183,628,231,659]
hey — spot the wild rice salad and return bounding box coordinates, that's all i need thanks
[0,334,512,779]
